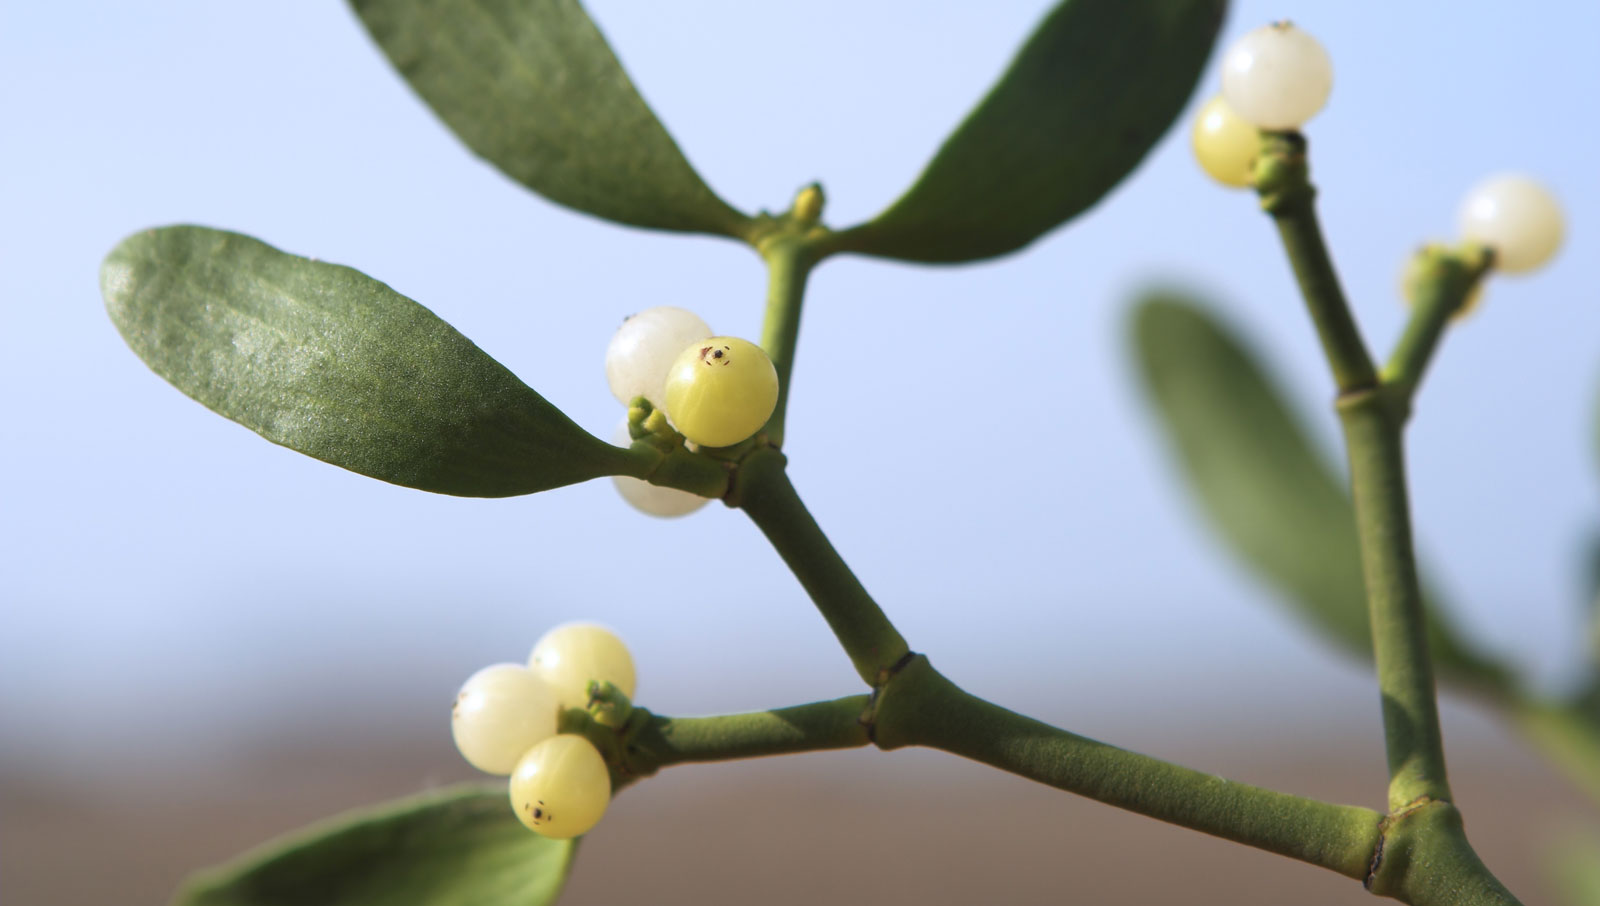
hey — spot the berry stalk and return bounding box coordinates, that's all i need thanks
[1382,245,1493,413]
[1254,131,1377,394]
[628,695,872,769]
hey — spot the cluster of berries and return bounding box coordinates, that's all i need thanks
[1190,22,1562,285]
[451,623,636,838]
[604,306,779,517]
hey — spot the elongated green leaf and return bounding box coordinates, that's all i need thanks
[1130,293,1512,690]
[349,0,748,237]
[823,0,1224,264]
[103,225,633,497]
[176,785,576,906]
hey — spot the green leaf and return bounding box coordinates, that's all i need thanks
[1515,698,1600,806]
[822,0,1225,264]
[175,784,577,906]
[349,0,749,238]
[1130,292,1513,691]
[103,225,635,497]
[1551,832,1600,906]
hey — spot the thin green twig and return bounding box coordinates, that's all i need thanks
[1255,131,1377,394]
[630,695,872,770]
[1382,244,1494,412]
[1254,131,1523,902]
[735,447,911,685]
[756,236,815,449]
[1338,393,1453,809]
[875,656,1383,879]
[1256,129,1454,811]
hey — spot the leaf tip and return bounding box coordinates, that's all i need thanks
[1129,288,1204,345]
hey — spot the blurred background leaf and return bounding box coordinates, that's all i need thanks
[1128,292,1514,693]
[177,785,576,906]
[103,226,634,497]
[822,0,1225,263]
[349,0,749,237]
[1551,831,1600,906]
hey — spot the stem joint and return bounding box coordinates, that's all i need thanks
[860,650,921,745]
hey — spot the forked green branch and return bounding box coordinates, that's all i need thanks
[1255,128,1454,811]
[1255,131,1521,902]
[1382,244,1494,413]
[732,438,1405,889]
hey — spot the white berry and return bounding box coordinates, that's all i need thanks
[509,734,612,838]
[1221,22,1333,130]
[610,419,708,517]
[529,623,637,710]
[605,307,713,408]
[451,664,560,775]
[1457,174,1564,274]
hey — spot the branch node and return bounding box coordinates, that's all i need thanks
[1364,795,1442,890]
[860,650,921,744]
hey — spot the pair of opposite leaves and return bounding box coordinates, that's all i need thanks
[104,0,1226,502]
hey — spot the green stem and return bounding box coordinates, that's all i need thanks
[630,695,871,769]
[873,656,1383,880]
[735,447,911,686]
[1255,131,1377,394]
[1339,389,1452,810]
[758,235,816,449]
[1258,132,1520,901]
[1381,245,1493,412]
[1258,130,1453,811]
[1366,799,1522,905]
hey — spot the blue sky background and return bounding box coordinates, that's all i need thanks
[3,1,1598,780]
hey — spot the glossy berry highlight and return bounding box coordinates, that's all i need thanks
[605,306,713,408]
[1221,22,1332,130]
[451,664,560,775]
[530,622,637,711]
[1191,95,1258,188]
[1457,174,1564,274]
[509,734,612,839]
[662,336,779,448]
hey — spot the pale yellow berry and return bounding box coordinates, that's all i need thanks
[509,734,611,838]
[662,337,778,448]
[1191,95,1258,188]
[529,623,637,710]
[451,664,560,775]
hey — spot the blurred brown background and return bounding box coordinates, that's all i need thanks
[6,700,1591,905]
